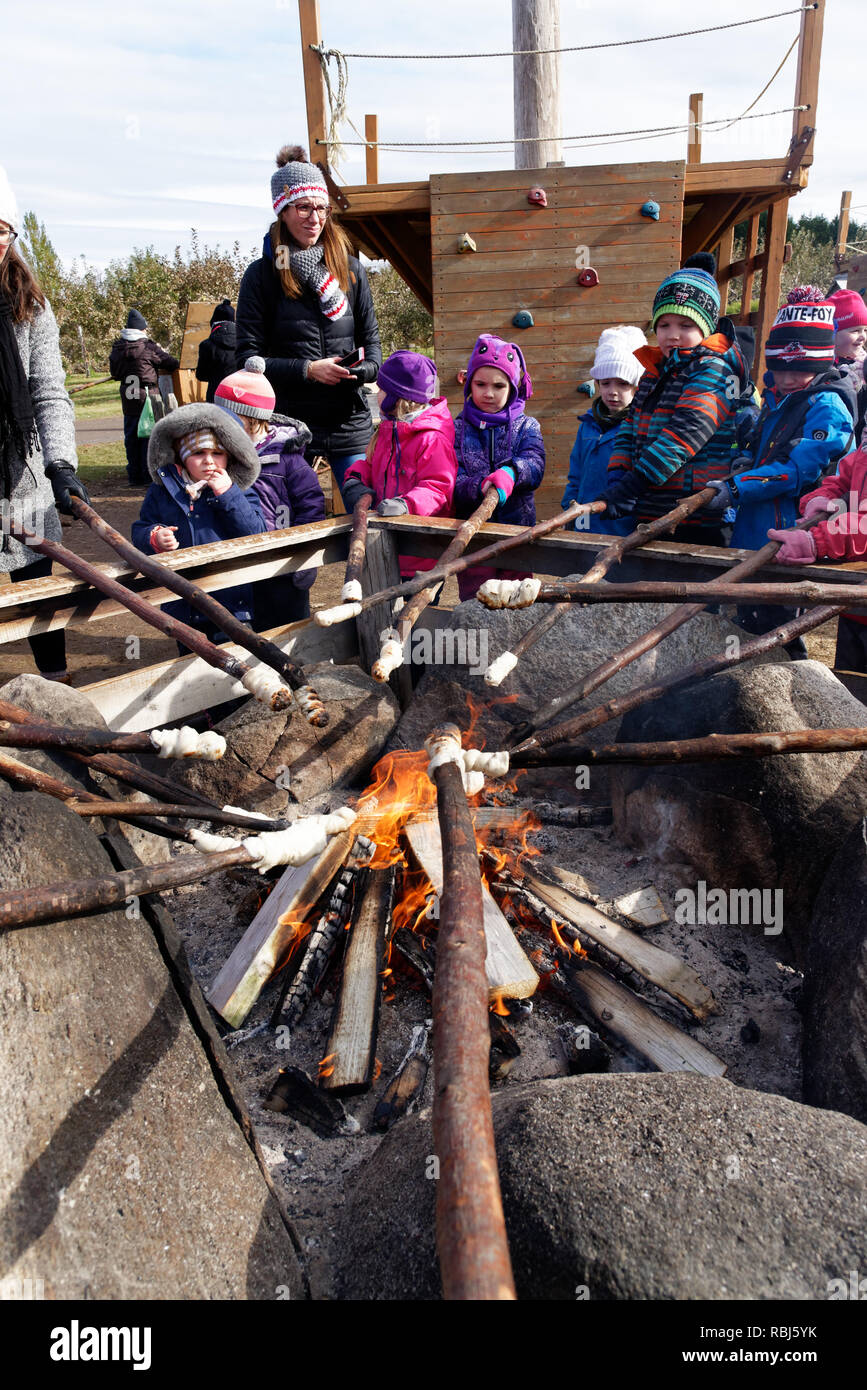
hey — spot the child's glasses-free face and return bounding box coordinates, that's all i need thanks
[772,368,818,396]
[597,378,638,411]
[183,447,229,481]
[654,314,705,357]
[470,366,512,413]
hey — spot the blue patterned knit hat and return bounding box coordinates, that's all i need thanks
[652,253,720,339]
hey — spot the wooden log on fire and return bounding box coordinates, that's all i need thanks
[6,522,294,711]
[371,489,501,682]
[392,925,436,992]
[320,865,397,1094]
[511,727,867,768]
[270,835,374,1036]
[523,522,820,729]
[427,725,516,1301]
[485,485,720,686]
[314,499,604,626]
[263,1065,359,1138]
[405,816,538,1001]
[67,497,327,724]
[511,603,845,755]
[373,1022,431,1131]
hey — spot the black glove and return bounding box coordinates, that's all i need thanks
[348,358,379,386]
[598,471,646,520]
[341,476,372,513]
[45,463,91,515]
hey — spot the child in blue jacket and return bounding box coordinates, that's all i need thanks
[215,357,325,627]
[561,325,646,537]
[132,403,266,647]
[704,287,855,654]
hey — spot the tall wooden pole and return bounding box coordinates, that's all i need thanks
[687,93,703,164]
[365,115,379,185]
[792,0,824,168]
[755,198,788,382]
[836,191,852,269]
[512,0,562,170]
[298,0,329,169]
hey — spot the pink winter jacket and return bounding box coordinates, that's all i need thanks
[344,398,457,578]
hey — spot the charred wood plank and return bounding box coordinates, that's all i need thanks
[263,1065,359,1138]
[373,1022,430,1131]
[392,926,437,992]
[320,865,396,1095]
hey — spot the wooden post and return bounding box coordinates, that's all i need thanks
[836,190,852,268]
[740,212,761,322]
[792,0,825,167]
[755,198,788,381]
[687,93,703,164]
[364,114,379,185]
[512,0,562,169]
[298,0,329,170]
[716,226,735,316]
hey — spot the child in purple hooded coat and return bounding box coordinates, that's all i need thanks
[215,357,325,626]
[453,334,545,600]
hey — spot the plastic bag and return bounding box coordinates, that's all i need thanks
[136,390,156,439]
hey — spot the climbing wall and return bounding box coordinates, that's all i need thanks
[430,160,685,513]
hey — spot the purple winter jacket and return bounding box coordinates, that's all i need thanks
[252,421,326,591]
[453,412,546,528]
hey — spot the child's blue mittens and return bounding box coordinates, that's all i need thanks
[377,497,409,516]
[599,471,646,519]
[704,479,736,514]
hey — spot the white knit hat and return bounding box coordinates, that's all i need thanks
[0,166,20,234]
[590,326,647,386]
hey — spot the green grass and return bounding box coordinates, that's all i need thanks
[76,441,127,484]
[66,373,121,420]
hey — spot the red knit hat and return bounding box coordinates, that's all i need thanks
[214,357,275,420]
[765,287,836,370]
[829,289,867,332]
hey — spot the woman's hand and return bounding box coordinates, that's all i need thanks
[150,526,179,552]
[307,357,354,386]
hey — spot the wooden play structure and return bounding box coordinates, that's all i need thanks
[297,0,826,512]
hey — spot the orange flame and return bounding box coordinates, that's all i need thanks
[372,1057,382,1081]
[318,1051,336,1079]
[490,992,510,1017]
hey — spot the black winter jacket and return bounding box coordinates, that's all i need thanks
[109,336,180,417]
[196,321,237,403]
[235,236,382,455]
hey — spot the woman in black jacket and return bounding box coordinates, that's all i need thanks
[196,299,236,403]
[235,145,381,505]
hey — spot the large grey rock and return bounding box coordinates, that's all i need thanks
[803,818,867,1123]
[0,785,305,1299]
[0,673,110,793]
[171,661,400,812]
[611,661,867,963]
[336,1074,867,1301]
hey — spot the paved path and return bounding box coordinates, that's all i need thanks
[75,414,124,446]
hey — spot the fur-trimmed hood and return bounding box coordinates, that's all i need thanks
[147,404,261,489]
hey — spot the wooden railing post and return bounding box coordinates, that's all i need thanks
[792,0,824,168]
[740,212,761,322]
[365,114,379,185]
[688,93,703,163]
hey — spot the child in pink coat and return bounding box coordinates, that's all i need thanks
[341,351,456,579]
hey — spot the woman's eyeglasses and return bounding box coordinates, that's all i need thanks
[291,203,331,221]
[0,226,18,245]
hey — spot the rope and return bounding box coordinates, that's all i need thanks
[315,46,349,169]
[323,6,815,60]
[318,105,808,154]
[716,33,800,131]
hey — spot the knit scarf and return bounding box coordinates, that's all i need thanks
[287,245,349,322]
[0,295,38,501]
[591,396,630,434]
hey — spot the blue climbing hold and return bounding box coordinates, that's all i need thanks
[576,380,595,397]
[512,310,534,329]
[641,199,660,221]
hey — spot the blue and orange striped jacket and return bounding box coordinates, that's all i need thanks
[607,322,749,531]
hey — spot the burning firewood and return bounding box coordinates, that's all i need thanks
[484,484,721,685]
[559,1022,611,1075]
[392,926,436,992]
[314,499,604,628]
[321,865,397,1094]
[263,1065,360,1138]
[488,1010,521,1083]
[67,497,327,726]
[270,834,375,1039]
[373,1023,431,1131]
[6,520,294,711]
[426,723,516,1300]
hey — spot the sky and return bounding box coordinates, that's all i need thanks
[3,0,864,271]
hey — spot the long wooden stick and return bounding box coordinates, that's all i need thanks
[511,727,867,768]
[491,485,720,679]
[314,499,605,625]
[7,523,294,711]
[371,490,502,680]
[512,603,845,754]
[524,520,821,731]
[429,726,516,1301]
[500,577,867,609]
[70,801,291,832]
[0,717,159,756]
[343,492,374,597]
[67,497,327,724]
[0,697,221,811]
[0,749,191,843]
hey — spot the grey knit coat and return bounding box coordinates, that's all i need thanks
[3,297,77,573]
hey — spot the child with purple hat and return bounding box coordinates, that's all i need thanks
[453,333,546,600]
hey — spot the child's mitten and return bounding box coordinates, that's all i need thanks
[704,479,735,513]
[768,528,817,565]
[482,466,516,505]
[377,497,409,516]
[599,471,645,519]
[802,495,848,521]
